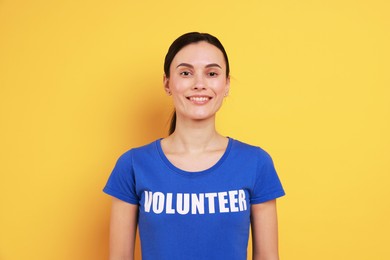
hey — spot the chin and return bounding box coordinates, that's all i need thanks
[178,108,219,121]
[191,113,216,121]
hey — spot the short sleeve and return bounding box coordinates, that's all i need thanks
[250,148,285,204]
[103,150,139,205]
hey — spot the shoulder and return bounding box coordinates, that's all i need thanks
[116,139,159,164]
[230,138,273,161]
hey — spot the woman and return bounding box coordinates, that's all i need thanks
[104,32,285,260]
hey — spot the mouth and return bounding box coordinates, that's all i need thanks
[187,96,211,102]
[186,95,212,104]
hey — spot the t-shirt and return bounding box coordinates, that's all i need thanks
[103,137,285,260]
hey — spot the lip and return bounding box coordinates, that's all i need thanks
[186,95,213,104]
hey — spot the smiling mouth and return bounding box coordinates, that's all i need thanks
[187,96,211,102]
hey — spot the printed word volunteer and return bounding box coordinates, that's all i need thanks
[144,189,248,215]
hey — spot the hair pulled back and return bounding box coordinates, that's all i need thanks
[164,32,230,135]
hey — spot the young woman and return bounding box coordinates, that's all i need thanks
[104,32,285,260]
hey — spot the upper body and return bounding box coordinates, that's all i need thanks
[104,138,284,259]
[104,32,285,260]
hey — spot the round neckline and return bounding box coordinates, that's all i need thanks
[155,137,233,177]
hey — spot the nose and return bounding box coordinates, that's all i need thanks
[192,74,206,90]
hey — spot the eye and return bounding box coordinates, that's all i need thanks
[180,71,191,76]
[208,72,218,77]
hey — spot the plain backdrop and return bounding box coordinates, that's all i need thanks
[0,0,389,259]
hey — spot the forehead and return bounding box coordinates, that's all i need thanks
[171,41,226,67]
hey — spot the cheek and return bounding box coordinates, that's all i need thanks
[169,78,190,93]
[212,80,228,93]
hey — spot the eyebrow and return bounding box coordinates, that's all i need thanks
[176,63,222,69]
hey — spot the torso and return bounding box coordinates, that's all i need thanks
[103,138,285,260]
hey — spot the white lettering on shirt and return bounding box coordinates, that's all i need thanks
[166,193,175,214]
[239,189,247,211]
[144,191,152,212]
[143,190,247,215]
[229,190,239,212]
[218,192,229,213]
[191,193,205,214]
[205,192,217,214]
[152,192,164,214]
[177,193,190,215]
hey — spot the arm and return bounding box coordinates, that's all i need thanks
[250,199,280,260]
[109,197,138,260]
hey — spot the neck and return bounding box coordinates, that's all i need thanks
[167,115,225,153]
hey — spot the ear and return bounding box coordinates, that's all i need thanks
[225,76,231,96]
[163,74,171,95]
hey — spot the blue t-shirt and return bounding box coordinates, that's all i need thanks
[103,138,285,260]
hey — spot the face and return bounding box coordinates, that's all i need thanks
[164,41,230,121]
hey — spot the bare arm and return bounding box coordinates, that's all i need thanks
[109,197,138,260]
[251,199,280,260]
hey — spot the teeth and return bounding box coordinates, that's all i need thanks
[190,97,209,102]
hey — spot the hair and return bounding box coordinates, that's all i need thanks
[164,32,230,135]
